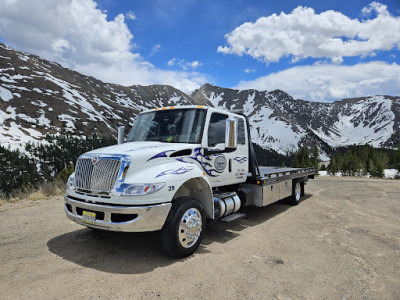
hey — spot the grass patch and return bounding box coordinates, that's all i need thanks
[0,181,65,206]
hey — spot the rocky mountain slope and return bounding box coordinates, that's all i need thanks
[192,84,400,158]
[0,43,210,151]
[1,42,399,158]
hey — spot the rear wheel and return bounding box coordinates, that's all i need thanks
[160,197,206,257]
[288,180,302,205]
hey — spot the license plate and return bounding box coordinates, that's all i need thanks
[82,211,96,224]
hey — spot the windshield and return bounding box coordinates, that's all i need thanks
[126,109,206,144]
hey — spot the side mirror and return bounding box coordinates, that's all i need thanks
[117,126,125,145]
[225,119,237,150]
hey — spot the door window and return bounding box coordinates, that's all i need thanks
[208,113,228,147]
[236,118,246,145]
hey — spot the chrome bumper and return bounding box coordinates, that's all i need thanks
[64,195,172,232]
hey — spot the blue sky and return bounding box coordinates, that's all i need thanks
[96,0,400,87]
[1,0,400,101]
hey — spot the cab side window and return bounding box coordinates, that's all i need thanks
[237,118,246,145]
[208,113,227,147]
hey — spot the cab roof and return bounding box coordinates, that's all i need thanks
[141,105,245,118]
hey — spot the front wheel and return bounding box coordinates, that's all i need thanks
[160,197,206,257]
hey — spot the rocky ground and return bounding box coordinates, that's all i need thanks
[1,176,399,299]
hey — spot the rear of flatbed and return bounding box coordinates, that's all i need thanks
[238,166,316,207]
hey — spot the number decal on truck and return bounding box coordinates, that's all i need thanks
[168,186,175,191]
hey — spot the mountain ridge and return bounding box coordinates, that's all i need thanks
[192,84,400,158]
[1,42,399,158]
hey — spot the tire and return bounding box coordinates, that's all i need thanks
[288,180,302,205]
[160,197,206,257]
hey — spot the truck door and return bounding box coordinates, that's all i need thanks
[204,112,249,187]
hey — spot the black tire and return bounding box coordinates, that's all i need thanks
[160,197,206,257]
[287,180,302,205]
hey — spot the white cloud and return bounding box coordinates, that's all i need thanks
[361,2,389,16]
[0,0,206,93]
[236,62,400,102]
[168,58,177,66]
[189,60,201,69]
[150,44,161,56]
[126,11,137,20]
[218,2,400,64]
[167,58,203,70]
[244,68,256,73]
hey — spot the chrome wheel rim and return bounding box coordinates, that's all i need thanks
[295,182,301,201]
[178,208,202,248]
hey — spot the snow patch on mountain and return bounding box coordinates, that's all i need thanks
[250,106,305,154]
[0,86,13,102]
[59,114,77,129]
[0,120,46,152]
[208,92,224,108]
[243,92,256,114]
[312,96,395,147]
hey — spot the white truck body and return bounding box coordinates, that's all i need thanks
[65,106,315,256]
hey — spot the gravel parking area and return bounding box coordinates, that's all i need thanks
[1,176,399,299]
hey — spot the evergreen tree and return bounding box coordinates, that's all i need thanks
[292,152,300,168]
[310,146,321,169]
[292,146,313,168]
[301,147,311,168]
[395,146,400,172]
[1,134,116,197]
[328,151,341,175]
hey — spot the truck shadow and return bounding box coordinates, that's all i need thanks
[47,229,176,274]
[47,195,311,274]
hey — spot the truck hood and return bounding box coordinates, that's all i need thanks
[85,141,198,169]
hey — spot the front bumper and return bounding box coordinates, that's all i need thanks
[64,195,172,232]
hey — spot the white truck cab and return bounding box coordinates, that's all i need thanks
[65,106,315,257]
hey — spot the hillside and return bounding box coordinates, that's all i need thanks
[0,43,210,151]
[192,84,400,157]
[1,42,399,158]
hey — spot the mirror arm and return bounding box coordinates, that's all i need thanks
[224,147,236,153]
[204,148,224,156]
[204,147,236,156]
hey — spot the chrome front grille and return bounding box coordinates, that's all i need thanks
[75,157,122,194]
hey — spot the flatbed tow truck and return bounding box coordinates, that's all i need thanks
[64,106,316,257]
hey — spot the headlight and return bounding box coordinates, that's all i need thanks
[67,173,75,190]
[122,183,165,196]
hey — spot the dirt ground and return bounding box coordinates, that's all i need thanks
[0,176,399,300]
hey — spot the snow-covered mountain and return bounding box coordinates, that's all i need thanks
[1,42,399,158]
[0,43,210,151]
[192,84,400,158]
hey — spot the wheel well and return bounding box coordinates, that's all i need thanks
[173,177,213,218]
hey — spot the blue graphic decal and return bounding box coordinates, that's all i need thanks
[156,166,194,178]
[234,156,248,163]
[176,147,223,177]
[148,147,223,177]
[147,150,175,161]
